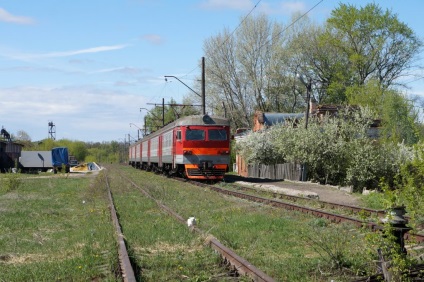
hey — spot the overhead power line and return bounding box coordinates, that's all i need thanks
[257,0,324,51]
[180,0,263,79]
[220,0,263,47]
[176,0,324,90]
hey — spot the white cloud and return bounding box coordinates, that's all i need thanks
[198,1,307,15]
[279,1,306,14]
[1,44,129,62]
[257,1,307,15]
[92,67,143,75]
[199,0,253,10]
[142,34,165,45]
[0,85,145,141]
[33,45,129,59]
[0,8,34,25]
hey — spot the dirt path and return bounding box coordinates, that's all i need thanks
[224,175,362,207]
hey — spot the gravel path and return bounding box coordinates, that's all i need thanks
[224,175,362,207]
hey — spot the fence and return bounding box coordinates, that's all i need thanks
[247,163,304,181]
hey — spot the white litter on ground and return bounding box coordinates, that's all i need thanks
[187,217,196,227]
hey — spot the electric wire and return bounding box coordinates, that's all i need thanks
[164,0,324,111]
[179,0,263,79]
[257,0,324,51]
[219,0,263,48]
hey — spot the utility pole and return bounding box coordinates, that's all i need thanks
[162,98,165,126]
[304,80,312,129]
[297,74,312,129]
[201,57,206,115]
[144,116,147,136]
[164,56,206,115]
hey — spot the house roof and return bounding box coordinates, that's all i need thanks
[261,113,305,126]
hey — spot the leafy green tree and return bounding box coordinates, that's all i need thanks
[291,3,422,105]
[34,138,57,151]
[289,19,351,104]
[347,79,421,145]
[68,141,88,161]
[324,3,422,88]
[380,91,420,145]
[203,14,307,129]
[23,139,122,164]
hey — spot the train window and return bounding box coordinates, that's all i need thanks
[185,129,205,141]
[208,129,227,140]
[176,130,182,141]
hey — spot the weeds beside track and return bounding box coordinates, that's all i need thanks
[119,165,383,281]
[113,167,275,281]
[0,172,119,281]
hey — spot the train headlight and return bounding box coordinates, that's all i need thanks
[219,150,230,155]
[183,150,193,155]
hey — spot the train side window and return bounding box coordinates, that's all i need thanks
[176,130,182,141]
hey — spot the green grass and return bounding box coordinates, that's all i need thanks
[107,168,233,281]
[0,173,118,281]
[0,167,381,281]
[116,166,377,281]
[360,191,387,210]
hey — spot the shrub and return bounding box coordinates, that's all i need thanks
[0,172,22,193]
[236,106,403,190]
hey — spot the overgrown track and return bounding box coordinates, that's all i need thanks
[181,178,424,243]
[118,170,276,282]
[103,171,136,282]
[228,182,386,218]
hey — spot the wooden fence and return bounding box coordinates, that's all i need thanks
[247,163,304,181]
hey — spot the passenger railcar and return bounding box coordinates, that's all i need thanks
[129,114,230,180]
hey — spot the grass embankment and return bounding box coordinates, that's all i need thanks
[0,173,118,281]
[117,166,378,282]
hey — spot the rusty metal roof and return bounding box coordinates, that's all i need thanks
[262,113,304,126]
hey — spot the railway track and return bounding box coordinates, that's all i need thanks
[178,178,424,243]
[106,167,276,281]
[103,171,136,282]
[226,181,387,218]
[116,165,424,280]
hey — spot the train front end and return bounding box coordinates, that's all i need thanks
[176,115,230,180]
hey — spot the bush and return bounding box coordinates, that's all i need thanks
[384,142,424,226]
[0,172,22,193]
[236,107,403,191]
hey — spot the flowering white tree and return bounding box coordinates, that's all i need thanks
[236,107,404,191]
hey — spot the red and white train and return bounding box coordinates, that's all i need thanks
[128,114,230,180]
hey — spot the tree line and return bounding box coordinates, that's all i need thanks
[183,3,423,146]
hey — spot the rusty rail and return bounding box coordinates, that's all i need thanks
[229,182,386,218]
[208,237,274,281]
[186,179,424,243]
[122,174,276,282]
[103,172,136,282]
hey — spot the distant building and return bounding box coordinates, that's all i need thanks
[0,140,23,172]
[253,111,305,132]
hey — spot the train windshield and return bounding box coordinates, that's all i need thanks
[185,129,205,141]
[208,129,227,141]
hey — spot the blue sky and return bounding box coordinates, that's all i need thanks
[1,0,423,143]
